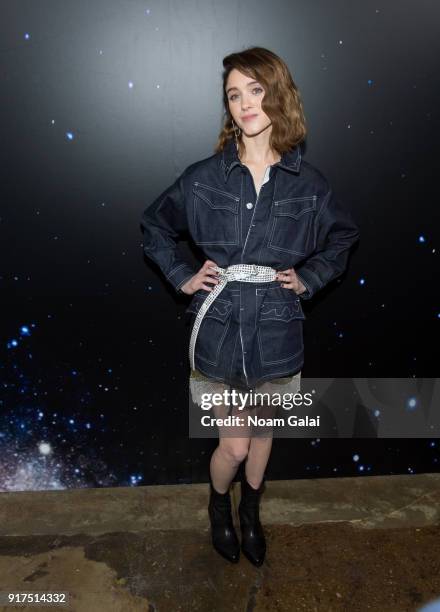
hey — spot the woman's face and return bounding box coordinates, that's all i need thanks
[226,68,272,137]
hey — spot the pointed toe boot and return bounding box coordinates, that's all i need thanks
[208,480,240,563]
[238,476,266,567]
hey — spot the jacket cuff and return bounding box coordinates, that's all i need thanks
[167,264,197,294]
[295,270,320,300]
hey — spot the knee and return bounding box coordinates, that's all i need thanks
[220,440,250,464]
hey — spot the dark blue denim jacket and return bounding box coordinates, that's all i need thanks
[140,139,360,390]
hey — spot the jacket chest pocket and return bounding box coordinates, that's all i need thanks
[185,292,233,366]
[257,298,305,365]
[192,182,240,246]
[267,195,317,256]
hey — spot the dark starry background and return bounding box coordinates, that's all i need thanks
[0,0,438,491]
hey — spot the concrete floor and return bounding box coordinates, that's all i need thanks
[0,473,439,612]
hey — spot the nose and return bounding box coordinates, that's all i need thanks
[241,93,253,110]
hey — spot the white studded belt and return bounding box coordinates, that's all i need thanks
[189,263,277,371]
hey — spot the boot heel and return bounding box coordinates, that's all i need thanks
[208,479,240,563]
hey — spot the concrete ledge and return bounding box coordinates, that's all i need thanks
[0,474,439,611]
[1,473,439,536]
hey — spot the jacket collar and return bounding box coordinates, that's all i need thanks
[220,138,302,182]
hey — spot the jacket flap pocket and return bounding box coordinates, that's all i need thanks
[259,299,305,322]
[274,195,317,219]
[185,294,233,323]
[193,182,239,214]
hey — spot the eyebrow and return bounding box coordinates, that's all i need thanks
[226,80,260,95]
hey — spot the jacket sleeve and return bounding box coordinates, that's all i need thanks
[295,187,360,300]
[140,171,197,294]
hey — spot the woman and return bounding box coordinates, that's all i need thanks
[140,46,360,567]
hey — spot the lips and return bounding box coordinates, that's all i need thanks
[242,114,258,121]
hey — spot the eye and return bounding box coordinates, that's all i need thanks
[228,87,263,102]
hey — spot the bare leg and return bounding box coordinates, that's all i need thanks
[244,436,273,489]
[242,393,276,489]
[209,442,246,493]
[209,404,252,493]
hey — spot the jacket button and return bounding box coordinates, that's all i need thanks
[246,202,253,209]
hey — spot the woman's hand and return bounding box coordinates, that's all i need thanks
[275,267,307,295]
[180,260,220,295]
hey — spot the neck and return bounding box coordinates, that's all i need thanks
[237,136,280,165]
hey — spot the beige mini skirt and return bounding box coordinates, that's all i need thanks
[189,368,301,410]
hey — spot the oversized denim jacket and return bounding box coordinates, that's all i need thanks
[140,139,360,390]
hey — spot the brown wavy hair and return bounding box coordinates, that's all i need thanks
[214,46,307,159]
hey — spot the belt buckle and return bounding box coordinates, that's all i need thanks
[251,264,258,276]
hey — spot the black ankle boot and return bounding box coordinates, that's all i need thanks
[208,480,240,563]
[238,476,266,567]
